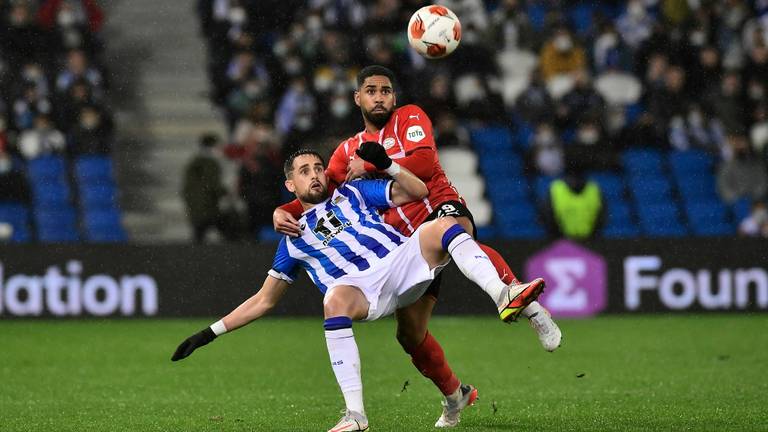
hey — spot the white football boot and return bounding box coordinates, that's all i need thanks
[527,304,562,352]
[328,410,368,432]
[435,384,478,428]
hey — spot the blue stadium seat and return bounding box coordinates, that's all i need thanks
[691,223,735,237]
[27,155,66,182]
[602,223,641,239]
[732,198,752,222]
[606,201,633,225]
[487,177,530,202]
[0,203,31,243]
[668,150,714,176]
[684,201,734,236]
[676,175,718,203]
[533,175,558,204]
[32,181,71,209]
[568,3,595,36]
[80,183,118,209]
[641,222,688,237]
[470,127,513,154]
[475,225,497,241]
[75,156,114,185]
[479,152,524,176]
[35,208,79,242]
[623,149,664,175]
[588,172,624,199]
[497,223,546,239]
[494,201,538,226]
[83,209,127,243]
[629,176,672,203]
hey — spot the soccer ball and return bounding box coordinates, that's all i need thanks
[407,5,461,59]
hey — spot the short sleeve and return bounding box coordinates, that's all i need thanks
[268,237,300,283]
[347,179,395,209]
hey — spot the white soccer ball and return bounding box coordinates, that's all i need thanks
[407,5,461,59]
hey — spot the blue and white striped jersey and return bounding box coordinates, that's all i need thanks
[268,180,409,293]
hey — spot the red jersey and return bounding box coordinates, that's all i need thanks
[325,104,462,235]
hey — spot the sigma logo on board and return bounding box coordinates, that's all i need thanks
[0,261,158,316]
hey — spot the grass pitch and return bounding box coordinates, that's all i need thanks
[1,315,766,431]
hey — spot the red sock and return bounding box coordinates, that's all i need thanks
[479,243,519,284]
[409,332,460,396]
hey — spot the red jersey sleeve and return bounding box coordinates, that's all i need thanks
[397,105,436,154]
[326,140,352,186]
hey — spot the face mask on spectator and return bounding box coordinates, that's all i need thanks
[295,115,313,131]
[306,15,322,33]
[688,110,704,127]
[58,10,76,27]
[749,83,765,100]
[22,65,43,82]
[331,99,350,118]
[0,156,11,174]
[284,58,303,76]
[751,122,768,150]
[598,32,618,49]
[244,81,264,98]
[554,35,572,52]
[578,127,600,145]
[229,7,246,26]
[629,2,646,18]
[81,112,100,130]
[689,30,706,47]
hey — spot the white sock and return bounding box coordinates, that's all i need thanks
[522,301,544,318]
[445,384,463,404]
[446,232,508,304]
[325,328,365,415]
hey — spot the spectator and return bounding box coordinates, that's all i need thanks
[0,1,47,69]
[37,0,105,56]
[490,0,536,52]
[516,70,555,124]
[717,134,768,204]
[56,49,103,95]
[18,115,66,159]
[275,77,318,157]
[705,70,747,136]
[592,23,632,73]
[616,0,655,51]
[433,112,469,149]
[541,164,604,240]
[647,65,689,145]
[566,118,617,172]
[556,69,605,129]
[13,82,53,131]
[182,133,230,243]
[539,26,586,81]
[528,123,564,177]
[68,104,112,155]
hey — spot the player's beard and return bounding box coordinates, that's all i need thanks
[362,105,393,129]
[298,182,328,205]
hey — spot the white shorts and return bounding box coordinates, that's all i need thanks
[324,224,448,321]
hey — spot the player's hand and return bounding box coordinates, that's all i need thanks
[171,327,216,361]
[345,157,368,182]
[273,208,301,237]
[356,141,392,170]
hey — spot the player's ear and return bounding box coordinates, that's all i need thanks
[285,179,296,193]
[354,90,360,107]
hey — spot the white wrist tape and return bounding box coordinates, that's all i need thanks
[385,162,401,176]
[210,319,227,336]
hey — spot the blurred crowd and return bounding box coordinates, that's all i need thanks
[194,0,768,239]
[0,0,113,205]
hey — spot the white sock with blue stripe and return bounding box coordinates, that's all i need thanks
[324,317,365,415]
[442,224,507,304]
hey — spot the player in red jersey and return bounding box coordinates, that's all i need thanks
[274,66,561,427]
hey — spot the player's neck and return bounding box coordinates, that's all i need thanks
[363,119,382,135]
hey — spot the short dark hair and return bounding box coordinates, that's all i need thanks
[200,133,219,148]
[284,149,325,178]
[356,65,397,90]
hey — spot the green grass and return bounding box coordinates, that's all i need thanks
[1,315,766,431]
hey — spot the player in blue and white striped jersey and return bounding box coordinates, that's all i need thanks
[171,146,545,432]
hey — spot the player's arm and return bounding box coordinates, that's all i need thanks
[171,275,289,361]
[356,141,427,205]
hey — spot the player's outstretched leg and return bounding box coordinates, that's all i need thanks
[323,287,370,431]
[479,243,562,349]
[418,217,544,322]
